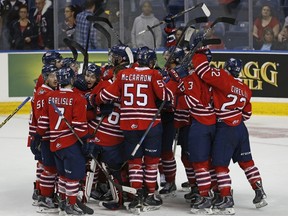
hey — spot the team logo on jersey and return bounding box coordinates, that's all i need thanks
[131,124,138,129]
[38,89,45,95]
[56,143,62,149]
[94,137,100,143]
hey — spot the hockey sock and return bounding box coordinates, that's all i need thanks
[192,161,211,197]
[209,168,218,191]
[40,166,57,197]
[58,176,66,200]
[128,158,143,190]
[66,179,80,205]
[161,151,177,183]
[144,156,160,193]
[181,156,196,185]
[36,161,44,192]
[239,160,261,190]
[214,166,232,197]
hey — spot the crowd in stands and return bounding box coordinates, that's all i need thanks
[1,0,288,51]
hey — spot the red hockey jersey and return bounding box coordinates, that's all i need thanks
[37,88,88,152]
[34,84,54,140]
[96,67,173,130]
[192,53,252,126]
[89,79,124,146]
[168,73,216,126]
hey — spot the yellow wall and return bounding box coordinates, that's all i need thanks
[0,101,288,116]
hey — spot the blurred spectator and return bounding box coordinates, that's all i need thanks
[201,22,225,50]
[30,0,54,49]
[278,16,288,42]
[10,4,37,49]
[254,27,277,50]
[59,5,81,49]
[131,0,162,49]
[253,4,280,44]
[0,0,27,49]
[75,0,98,50]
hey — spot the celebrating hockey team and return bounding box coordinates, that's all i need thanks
[17,1,271,216]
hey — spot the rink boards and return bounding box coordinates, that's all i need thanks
[1,51,288,115]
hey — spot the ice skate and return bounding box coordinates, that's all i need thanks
[36,196,59,213]
[142,193,163,212]
[184,185,199,203]
[181,181,190,191]
[32,182,40,206]
[211,191,221,206]
[100,200,121,210]
[253,181,268,208]
[124,196,142,215]
[160,174,166,187]
[190,194,213,215]
[76,198,94,215]
[213,196,235,215]
[159,182,177,198]
[64,201,84,215]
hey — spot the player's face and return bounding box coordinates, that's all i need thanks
[175,30,183,41]
[46,73,58,89]
[55,59,63,69]
[142,2,152,16]
[262,6,271,17]
[70,62,80,76]
[85,73,97,89]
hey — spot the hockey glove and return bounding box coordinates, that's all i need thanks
[74,74,88,91]
[82,141,95,158]
[100,103,114,116]
[30,134,41,156]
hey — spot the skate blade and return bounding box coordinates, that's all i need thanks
[180,187,191,192]
[141,205,161,212]
[123,202,141,215]
[213,208,235,215]
[36,206,59,214]
[160,191,177,198]
[191,208,213,215]
[32,200,39,206]
[255,199,268,208]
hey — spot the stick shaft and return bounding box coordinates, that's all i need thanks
[0,96,31,128]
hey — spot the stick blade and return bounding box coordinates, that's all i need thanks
[212,17,236,27]
[93,23,112,48]
[201,3,211,17]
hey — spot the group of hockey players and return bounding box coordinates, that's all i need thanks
[26,19,268,216]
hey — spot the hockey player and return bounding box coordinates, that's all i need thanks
[192,52,267,214]
[37,67,89,215]
[28,50,63,204]
[158,47,185,197]
[62,57,80,75]
[96,47,172,212]
[173,49,216,214]
[35,51,63,92]
[30,65,59,212]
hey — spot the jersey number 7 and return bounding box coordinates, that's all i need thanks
[54,107,65,130]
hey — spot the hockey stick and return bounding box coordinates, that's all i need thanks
[87,16,123,45]
[50,101,137,195]
[147,25,156,50]
[63,38,78,61]
[92,115,105,136]
[64,38,89,74]
[131,101,166,157]
[138,3,210,35]
[164,16,209,68]
[173,128,180,157]
[0,96,31,128]
[93,23,112,48]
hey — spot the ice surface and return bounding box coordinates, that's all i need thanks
[0,115,287,216]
